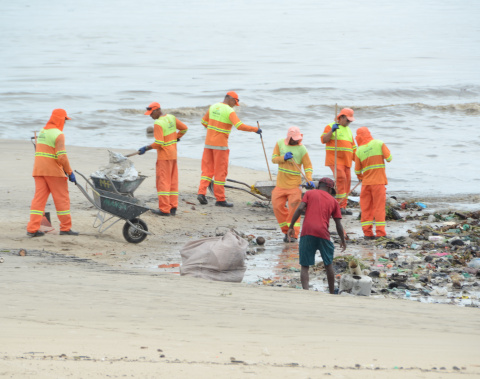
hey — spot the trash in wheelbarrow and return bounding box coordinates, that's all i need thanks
[75,170,154,244]
[91,150,146,196]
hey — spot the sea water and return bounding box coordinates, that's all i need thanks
[1,0,479,196]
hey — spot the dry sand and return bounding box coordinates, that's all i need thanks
[0,139,479,378]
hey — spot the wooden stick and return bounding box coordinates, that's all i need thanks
[257,121,272,181]
[290,159,309,183]
[347,181,362,197]
[334,103,338,190]
[126,151,140,157]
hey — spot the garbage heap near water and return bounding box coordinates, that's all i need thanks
[91,151,139,181]
[248,197,479,307]
[328,208,479,306]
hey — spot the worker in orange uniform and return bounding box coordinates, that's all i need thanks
[138,102,188,216]
[354,127,392,239]
[272,126,314,243]
[321,108,356,215]
[26,109,78,237]
[197,91,261,207]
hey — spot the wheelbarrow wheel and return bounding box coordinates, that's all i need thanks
[123,218,148,244]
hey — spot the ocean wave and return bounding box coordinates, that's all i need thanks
[306,102,480,114]
[367,86,480,99]
[118,106,209,117]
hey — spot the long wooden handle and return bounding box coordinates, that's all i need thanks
[290,159,309,183]
[334,103,338,190]
[347,181,362,197]
[126,151,140,157]
[258,121,272,181]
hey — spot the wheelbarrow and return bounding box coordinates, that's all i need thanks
[90,175,147,197]
[75,171,154,243]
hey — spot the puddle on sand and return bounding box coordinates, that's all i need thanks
[243,234,330,292]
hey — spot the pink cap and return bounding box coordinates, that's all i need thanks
[284,126,303,145]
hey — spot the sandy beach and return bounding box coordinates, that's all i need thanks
[1,139,479,378]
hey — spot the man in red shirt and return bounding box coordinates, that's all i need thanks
[288,178,346,293]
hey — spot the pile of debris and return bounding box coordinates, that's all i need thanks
[91,150,139,181]
[330,209,480,306]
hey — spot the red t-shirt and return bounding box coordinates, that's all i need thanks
[300,190,342,240]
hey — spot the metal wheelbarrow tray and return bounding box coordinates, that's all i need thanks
[90,175,147,197]
[75,171,153,243]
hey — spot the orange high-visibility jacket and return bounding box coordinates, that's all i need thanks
[149,114,188,160]
[354,127,392,185]
[272,138,313,189]
[321,122,357,167]
[32,109,72,177]
[201,102,258,149]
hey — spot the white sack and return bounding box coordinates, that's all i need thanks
[180,231,248,282]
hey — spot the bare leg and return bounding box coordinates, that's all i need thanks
[301,265,309,290]
[325,264,335,294]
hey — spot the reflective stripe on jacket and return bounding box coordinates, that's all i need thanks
[272,138,313,189]
[33,127,72,177]
[201,102,257,148]
[150,114,188,160]
[321,122,356,167]
[355,139,392,185]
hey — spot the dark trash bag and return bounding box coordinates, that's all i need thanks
[180,231,248,282]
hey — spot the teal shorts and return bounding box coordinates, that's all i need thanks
[299,235,334,267]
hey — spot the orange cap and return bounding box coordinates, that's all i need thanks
[144,102,161,115]
[53,108,71,120]
[336,108,355,122]
[226,91,239,105]
[284,126,303,145]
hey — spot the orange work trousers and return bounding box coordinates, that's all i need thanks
[198,148,229,202]
[272,187,302,238]
[360,184,386,237]
[329,164,351,209]
[156,159,178,213]
[27,176,71,233]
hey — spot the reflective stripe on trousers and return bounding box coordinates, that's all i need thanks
[360,184,387,237]
[329,164,351,209]
[27,176,71,233]
[156,159,178,213]
[271,187,302,238]
[197,148,230,201]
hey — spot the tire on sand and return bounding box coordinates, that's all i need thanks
[123,218,148,243]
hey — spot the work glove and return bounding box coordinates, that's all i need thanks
[306,181,315,189]
[256,128,262,135]
[68,172,77,184]
[176,139,181,142]
[331,123,340,132]
[284,152,293,161]
[138,146,148,155]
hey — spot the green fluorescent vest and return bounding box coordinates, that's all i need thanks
[356,140,384,161]
[277,138,307,164]
[209,103,234,124]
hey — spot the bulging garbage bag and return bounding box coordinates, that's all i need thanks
[180,231,248,282]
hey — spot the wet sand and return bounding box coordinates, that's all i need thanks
[0,139,479,378]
